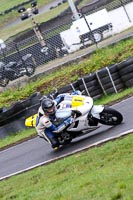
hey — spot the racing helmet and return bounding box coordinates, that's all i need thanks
[41,98,56,115]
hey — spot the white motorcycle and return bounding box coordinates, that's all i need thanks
[25,92,123,147]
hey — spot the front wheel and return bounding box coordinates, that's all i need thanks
[25,64,35,77]
[98,107,123,126]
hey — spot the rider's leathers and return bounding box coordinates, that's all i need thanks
[35,95,72,146]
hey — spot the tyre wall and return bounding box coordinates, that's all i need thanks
[0,56,133,137]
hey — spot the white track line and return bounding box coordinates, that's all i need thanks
[0,129,133,181]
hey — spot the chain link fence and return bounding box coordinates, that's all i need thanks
[0,0,133,88]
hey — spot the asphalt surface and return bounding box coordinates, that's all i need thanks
[0,96,133,180]
[0,1,133,181]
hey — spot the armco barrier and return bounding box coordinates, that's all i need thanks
[78,73,103,98]
[0,56,133,137]
[0,92,42,126]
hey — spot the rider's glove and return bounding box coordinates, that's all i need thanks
[72,90,81,95]
[55,95,65,105]
[52,117,73,133]
[64,117,73,126]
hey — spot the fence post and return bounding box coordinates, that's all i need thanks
[119,0,132,23]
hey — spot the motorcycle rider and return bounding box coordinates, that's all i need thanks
[36,90,81,149]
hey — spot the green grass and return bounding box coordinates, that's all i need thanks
[0,0,49,28]
[0,1,133,197]
[95,87,133,105]
[0,134,133,200]
[0,0,53,13]
[0,128,35,150]
[0,38,133,108]
[0,0,81,40]
[0,2,68,40]
[0,0,29,12]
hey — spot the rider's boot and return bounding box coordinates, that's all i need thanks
[45,129,59,149]
[50,137,59,150]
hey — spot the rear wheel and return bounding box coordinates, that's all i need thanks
[98,108,123,126]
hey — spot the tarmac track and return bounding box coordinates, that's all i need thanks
[0,96,133,180]
[0,1,133,181]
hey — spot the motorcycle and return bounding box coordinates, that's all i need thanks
[0,54,36,87]
[25,91,123,148]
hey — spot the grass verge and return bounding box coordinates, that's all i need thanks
[0,133,133,200]
[0,38,133,107]
[0,128,35,151]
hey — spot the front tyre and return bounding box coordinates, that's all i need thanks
[98,108,123,126]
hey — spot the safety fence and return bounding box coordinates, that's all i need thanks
[0,55,133,137]
[0,0,133,88]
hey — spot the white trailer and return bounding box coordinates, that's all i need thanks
[60,9,112,52]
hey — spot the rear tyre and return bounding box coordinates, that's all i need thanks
[98,107,123,126]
